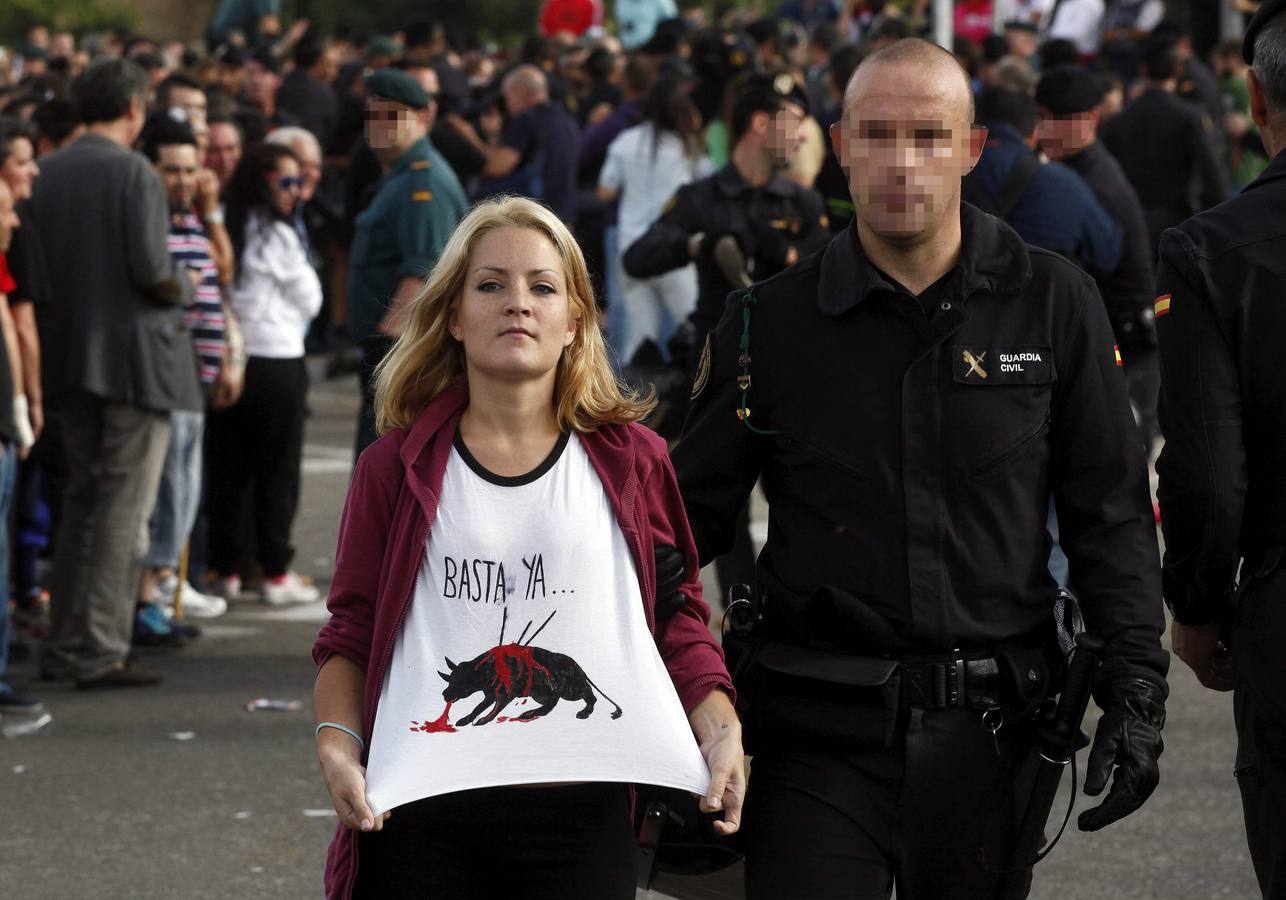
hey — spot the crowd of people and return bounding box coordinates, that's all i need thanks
[0,0,1276,889]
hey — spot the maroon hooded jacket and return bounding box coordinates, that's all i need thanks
[312,382,734,899]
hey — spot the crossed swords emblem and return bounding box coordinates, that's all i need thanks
[962,350,988,379]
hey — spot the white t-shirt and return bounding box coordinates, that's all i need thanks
[1046,0,1106,55]
[364,431,710,816]
[599,122,713,251]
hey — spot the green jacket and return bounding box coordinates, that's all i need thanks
[348,137,468,343]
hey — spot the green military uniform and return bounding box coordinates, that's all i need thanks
[349,135,468,455]
[348,136,468,345]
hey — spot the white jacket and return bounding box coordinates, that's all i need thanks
[229,212,323,359]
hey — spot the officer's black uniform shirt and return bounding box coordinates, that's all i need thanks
[674,204,1168,686]
[1156,150,1286,626]
[622,163,830,337]
[1062,140,1156,348]
[1101,89,1228,245]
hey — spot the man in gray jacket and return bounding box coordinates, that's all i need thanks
[34,58,204,688]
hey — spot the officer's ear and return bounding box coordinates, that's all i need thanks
[966,124,988,171]
[1248,68,1271,131]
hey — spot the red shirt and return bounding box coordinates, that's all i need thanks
[314,382,732,899]
[0,252,15,295]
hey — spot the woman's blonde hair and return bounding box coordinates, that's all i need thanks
[374,195,656,435]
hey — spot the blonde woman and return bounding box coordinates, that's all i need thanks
[312,196,744,899]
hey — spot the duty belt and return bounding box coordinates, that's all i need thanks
[897,653,1001,710]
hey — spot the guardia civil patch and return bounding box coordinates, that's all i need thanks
[691,334,712,399]
[952,346,1052,385]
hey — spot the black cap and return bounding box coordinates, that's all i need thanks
[1244,0,1286,63]
[744,72,810,116]
[365,68,430,110]
[1035,65,1106,115]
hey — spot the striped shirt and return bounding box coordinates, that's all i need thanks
[168,212,225,385]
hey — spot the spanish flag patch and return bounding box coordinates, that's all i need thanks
[412,190,433,202]
[1154,294,1172,317]
[1114,345,1124,366]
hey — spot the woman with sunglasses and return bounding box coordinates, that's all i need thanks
[206,142,322,605]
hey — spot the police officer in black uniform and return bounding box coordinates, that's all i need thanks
[674,39,1169,898]
[1036,65,1160,449]
[1100,37,1229,252]
[625,72,831,599]
[1156,5,1286,895]
[623,72,832,341]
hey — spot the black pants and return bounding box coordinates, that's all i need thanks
[205,356,307,578]
[354,783,636,899]
[1233,561,1286,899]
[743,708,1038,900]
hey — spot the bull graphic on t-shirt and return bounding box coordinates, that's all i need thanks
[411,609,623,733]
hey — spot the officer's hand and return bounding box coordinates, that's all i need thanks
[1078,677,1165,832]
[654,544,687,621]
[1171,620,1234,692]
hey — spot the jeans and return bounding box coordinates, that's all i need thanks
[144,409,205,570]
[0,443,19,690]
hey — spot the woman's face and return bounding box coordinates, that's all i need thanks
[1,137,38,201]
[267,157,302,217]
[451,226,577,384]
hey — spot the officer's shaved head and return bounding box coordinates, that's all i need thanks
[830,37,985,243]
[1252,13,1286,113]
[844,38,975,125]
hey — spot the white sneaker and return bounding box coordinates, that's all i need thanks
[156,575,228,619]
[261,571,320,606]
[209,575,243,601]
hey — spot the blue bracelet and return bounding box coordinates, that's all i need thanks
[316,722,364,749]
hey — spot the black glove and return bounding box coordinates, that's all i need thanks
[1077,677,1166,832]
[654,544,688,621]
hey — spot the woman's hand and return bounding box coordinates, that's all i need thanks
[318,734,390,833]
[688,688,746,836]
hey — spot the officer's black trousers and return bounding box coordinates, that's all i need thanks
[1233,564,1286,899]
[743,707,1038,900]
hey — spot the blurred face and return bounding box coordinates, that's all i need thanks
[0,182,18,254]
[365,98,420,155]
[221,63,246,97]
[50,33,74,59]
[1036,110,1097,160]
[157,143,199,210]
[267,156,302,217]
[502,81,536,117]
[408,67,441,132]
[832,59,984,241]
[314,47,341,84]
[206,122,242,187]
[450,227,578,384]
[167,86,207,134]
[1,137,39,200]
[291,138,322,201]
[763,102,807,168]
[244,60,280,106]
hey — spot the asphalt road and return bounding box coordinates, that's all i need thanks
[0,361,1260,899]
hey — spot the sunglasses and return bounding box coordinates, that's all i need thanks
[273,176,304,190]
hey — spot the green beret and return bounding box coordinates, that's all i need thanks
[365,68,429,110]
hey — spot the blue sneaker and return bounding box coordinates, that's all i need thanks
[133,602,187,648]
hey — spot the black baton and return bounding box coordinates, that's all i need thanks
[1002,632,1105,896]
